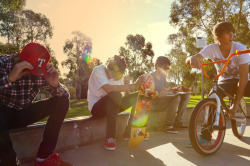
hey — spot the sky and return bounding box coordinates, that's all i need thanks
[3,0,178,75]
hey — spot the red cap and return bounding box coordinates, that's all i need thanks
[20,42,51,77]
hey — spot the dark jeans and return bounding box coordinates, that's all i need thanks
[91,92,138,139]
[218,79,250,98]
[0,96,69,166]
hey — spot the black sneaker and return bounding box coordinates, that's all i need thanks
[174,123,188,128]
[164,126,178,134]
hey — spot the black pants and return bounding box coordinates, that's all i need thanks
[218,79,250,98]
[0,96,69,166]
[91,92,138,139]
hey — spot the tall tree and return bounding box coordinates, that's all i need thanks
[0,4,53,48]
[0,0,25,44]
[119,34,154,82]
[62,31,95,99]
[16,10,53,46]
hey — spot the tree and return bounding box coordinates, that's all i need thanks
[62,31,101,99]
[0,0,26,44]
[119,34,154,82]
[0,0,26,10]
[0,4,53,48]
[0,42,18,54]
[16,10,53,47]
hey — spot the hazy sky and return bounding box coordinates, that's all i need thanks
[5,0,178,74]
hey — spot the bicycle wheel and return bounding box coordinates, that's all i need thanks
[189,98,226,155]
[231,98,247,138]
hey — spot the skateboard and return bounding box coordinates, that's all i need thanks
[129,74,157,147]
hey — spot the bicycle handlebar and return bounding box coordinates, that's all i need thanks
[188,49,250,79]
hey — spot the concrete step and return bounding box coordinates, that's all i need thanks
[10,113,130,163]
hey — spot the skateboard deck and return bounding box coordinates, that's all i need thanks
[129,73,156,147]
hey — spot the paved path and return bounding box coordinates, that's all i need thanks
[22,120,250,166]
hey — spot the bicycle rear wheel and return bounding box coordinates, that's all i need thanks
[231,98,247,138]
[189,98,226,155]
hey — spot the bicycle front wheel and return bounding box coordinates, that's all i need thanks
[189,98,226,155]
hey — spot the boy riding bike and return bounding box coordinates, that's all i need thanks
[187,22,250,116]
[186,22,250,148]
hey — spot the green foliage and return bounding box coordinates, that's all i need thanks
[119,34,154,82]
[0,42,18,54]
[16,10,53,46]
[67,86,76,99]
[0,3,53,47]
[0,0,26,11]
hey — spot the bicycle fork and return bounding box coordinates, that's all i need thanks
[206,93,227,130]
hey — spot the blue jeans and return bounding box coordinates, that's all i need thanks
[151,94,190,126]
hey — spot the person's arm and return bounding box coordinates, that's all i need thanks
[186,53,204,69]
[0,74,12,90]
[43,64,70,98]
[0,61,33,90]
[8,61,33,83]
[102,83,137,94]
[124,75,131,96]
[102,75,143,94]
[230,63,249,114]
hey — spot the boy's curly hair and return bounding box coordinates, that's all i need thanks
[213,22,235,42]
[107,55,127,74]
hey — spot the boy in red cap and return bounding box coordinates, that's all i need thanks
[0,43,72,166]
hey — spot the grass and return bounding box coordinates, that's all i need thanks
[39,96,250,122]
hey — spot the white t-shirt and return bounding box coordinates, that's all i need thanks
[200,41,250,82]
[87,65,124,111]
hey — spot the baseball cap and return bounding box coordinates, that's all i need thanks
[20,42,51,77]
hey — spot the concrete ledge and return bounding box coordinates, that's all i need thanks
[10,112,130,162]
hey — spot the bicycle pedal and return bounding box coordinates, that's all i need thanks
[213,125,226,130]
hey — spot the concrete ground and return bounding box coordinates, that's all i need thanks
[22,120,250,166]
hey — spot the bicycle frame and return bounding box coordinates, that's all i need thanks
[200,49,250,79]
[207,79,246,128]
[193,49,250,127]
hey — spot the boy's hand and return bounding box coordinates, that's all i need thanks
[9,61,33,82]
[45,64,59,88]
[190,56,202,69]
[124,75,130,84]
[134,75,145,89]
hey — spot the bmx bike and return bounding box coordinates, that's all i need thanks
[188,49,250,155]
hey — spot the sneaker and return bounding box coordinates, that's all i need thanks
[185,141,192,148]
[35,153,73,166]
[174,123,188,128]
[185,136,211,148]
[104,138,116,151]
[164,126,178,134]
